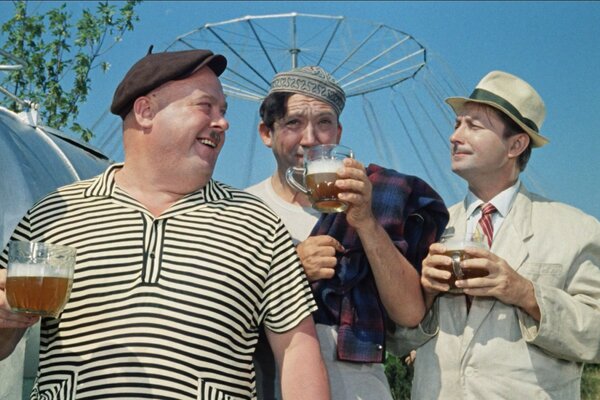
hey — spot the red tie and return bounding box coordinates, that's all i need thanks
[478,203,497,247]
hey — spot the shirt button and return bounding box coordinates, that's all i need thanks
[464,367,474,377]
[150,252,155,259]
[376,344,383,351]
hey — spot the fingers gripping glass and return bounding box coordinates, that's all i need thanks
[439,235,488,294]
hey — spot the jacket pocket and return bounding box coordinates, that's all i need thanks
[519,263,564,287]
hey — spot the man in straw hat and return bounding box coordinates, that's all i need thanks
[389,70,600,399]
[246,65,449,399]
[0,48,330,399]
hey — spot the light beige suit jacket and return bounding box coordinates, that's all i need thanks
[389,185,600,399]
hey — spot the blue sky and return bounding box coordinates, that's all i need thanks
[1,1,599,220]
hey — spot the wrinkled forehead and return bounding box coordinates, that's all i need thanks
[285,93,339,116]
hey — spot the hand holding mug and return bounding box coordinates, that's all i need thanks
[286,144,353,213]
[440,236,489,293]
[421,234,488,295]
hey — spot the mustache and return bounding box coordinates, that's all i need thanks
[209,130,221,146]
[451,143,470,155]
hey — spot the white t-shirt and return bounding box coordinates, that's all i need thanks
[246,178,320,245]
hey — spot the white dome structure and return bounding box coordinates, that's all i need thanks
[0,105,110,399]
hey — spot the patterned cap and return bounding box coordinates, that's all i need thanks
[268,66,346,115]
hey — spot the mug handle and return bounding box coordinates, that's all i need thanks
[285,166,310,195]
[451,252,464,279]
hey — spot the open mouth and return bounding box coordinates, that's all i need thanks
[198,137,217,148]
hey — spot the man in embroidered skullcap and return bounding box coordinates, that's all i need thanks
[246,66,449,399]
[0,49,330,400]
[389,70,600,399]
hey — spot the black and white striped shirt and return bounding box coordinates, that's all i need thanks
[1,164,317,400]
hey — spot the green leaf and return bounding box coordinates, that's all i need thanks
[0,0,142,141]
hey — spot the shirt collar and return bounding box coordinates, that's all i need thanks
[84,163,233,204]
[465,179,521,219]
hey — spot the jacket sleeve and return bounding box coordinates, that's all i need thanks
[518,214,600,363]
[386,301,440,357]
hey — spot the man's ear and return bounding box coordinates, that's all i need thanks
[336,122,343,144]
[132,96,155,129]
[258,121,273,148]
[508,132,530,159]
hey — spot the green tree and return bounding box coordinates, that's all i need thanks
[385,353,413,400]
[0,0,141,141]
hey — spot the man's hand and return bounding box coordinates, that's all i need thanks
[420,242,454,307]
[335,158,375,228]
[420,243,540,320]
[296,236,344,282]
[456,246,540,320]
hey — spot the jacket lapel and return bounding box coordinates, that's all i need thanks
[461,186,533,356]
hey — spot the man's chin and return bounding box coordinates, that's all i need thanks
[451,164,469,179]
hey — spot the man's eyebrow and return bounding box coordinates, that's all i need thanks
[194,93,227,107]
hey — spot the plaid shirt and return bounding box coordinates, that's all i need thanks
[311,164,448,362]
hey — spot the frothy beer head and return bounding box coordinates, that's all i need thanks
[443,239,487,253]
[285,144,353,213]
[8,262,72,278]
[6,241,76,317]
[306,158,343,175]
[305,159,345,213]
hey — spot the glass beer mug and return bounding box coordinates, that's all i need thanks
[440,233,488,293]
[6,241,76,318]
[285,144,354,213]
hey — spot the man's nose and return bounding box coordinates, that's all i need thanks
[212,113,229,132]
[449,123,464,145]
[300,123,317,146]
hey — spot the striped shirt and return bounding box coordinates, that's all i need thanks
[1,164,317,400]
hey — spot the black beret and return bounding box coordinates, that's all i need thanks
[110,48,227,119]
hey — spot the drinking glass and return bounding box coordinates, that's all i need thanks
[6,241,76,317]
[285,144,353,213]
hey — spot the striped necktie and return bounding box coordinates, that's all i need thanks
[478,203,497,247]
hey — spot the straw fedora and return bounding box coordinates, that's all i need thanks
[445,70,549,147]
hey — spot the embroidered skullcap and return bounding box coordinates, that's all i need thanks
[268,66,346,115]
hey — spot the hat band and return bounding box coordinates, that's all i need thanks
[470,88,539,132]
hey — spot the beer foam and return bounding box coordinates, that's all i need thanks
[8,262,70,278]
[443,239,487,252]
[307,159,343,175]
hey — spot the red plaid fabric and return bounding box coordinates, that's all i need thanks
[310,164,449,362]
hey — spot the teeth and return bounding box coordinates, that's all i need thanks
[199,138,216,148]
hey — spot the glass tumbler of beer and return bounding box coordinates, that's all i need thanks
[440,235,488,293]
[6,241,76,318]
[286,144,354,213]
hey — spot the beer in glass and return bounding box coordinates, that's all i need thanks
[286,144,353,213]
[440,237,488,293]
[6,241,76,317]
